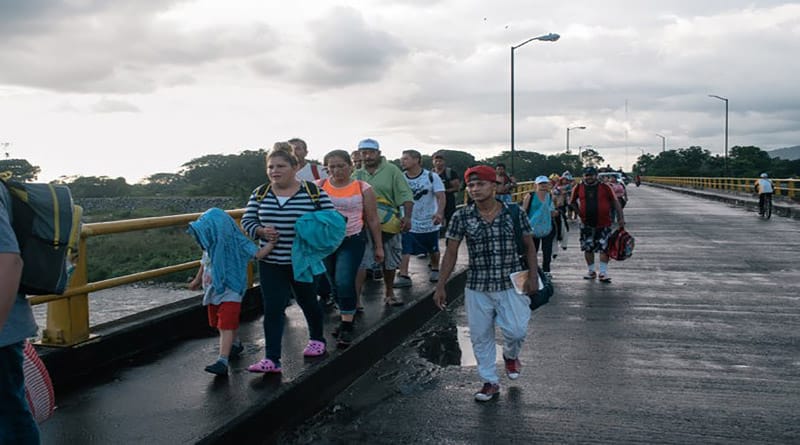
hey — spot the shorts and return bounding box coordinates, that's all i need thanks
[207,301,242,330]
[360,231,402,270]
[579,225,613,253]
[401,231,440,255]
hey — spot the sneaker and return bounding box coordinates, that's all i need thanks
[474,382,500,402]
[204,361,228,376]
[337,328,354,349]
[393,275,412,288]
[230,342,244,358]
[583,271,597,280]
[504,356,521,380]
[429,270,440,282]
[303,340,327,357]
[247,358,282,374]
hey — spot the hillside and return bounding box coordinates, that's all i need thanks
[768,145,800,160]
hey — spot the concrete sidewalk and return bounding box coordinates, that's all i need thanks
[38,246,469,445]
[646,182,800,219]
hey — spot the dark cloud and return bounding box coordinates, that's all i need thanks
[297,7,407,87]
[0,0,278,93]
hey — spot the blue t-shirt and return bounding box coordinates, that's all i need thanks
[0,185,38,346]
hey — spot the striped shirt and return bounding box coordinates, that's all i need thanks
[241,181,334,265]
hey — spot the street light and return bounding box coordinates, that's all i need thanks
[655,133,665,153]
[708,94,729,176]
[566,126,586,154]
[510,32,560,175]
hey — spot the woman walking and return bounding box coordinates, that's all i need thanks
[241,143,336,373]
[318,150,384,348]
[522,176,558,279]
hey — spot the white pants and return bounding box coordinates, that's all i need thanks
[465,287,531,384]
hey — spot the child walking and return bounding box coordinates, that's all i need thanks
[188,208,276,376]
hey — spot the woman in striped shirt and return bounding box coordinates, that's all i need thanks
[241,143,335,374]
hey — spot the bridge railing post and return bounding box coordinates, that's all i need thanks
[41,236,91,346]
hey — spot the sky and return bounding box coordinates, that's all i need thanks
[1,0,799,183]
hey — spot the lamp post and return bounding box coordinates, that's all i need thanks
[566,126,586,154]
[708,94,729,176]
[510,32,559,175]
[655,133,665,153]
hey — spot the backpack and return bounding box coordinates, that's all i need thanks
[254,180,322,210]
[607,228,635,261]
[527,192,553,238]
[509,204,554,311]
[1,176,82,295]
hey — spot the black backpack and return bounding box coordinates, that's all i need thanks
[2,177,82,295]
[508,204,554,311]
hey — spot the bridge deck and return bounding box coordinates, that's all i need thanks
[39,185,800,444]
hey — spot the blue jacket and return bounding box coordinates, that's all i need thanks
[187,208,257,296]
[292,210,347,282]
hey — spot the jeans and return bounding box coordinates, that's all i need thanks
[534,229,556,272]
[324,231,366,315]
[258,262,325,365]
[465,288,531,384]
[0,342,40,445]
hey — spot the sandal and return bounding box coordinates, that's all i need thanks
[598,274,612,283]
[303,340,327,357]
[247,358,282,374]
[384,296,405,306]
[583,271,597,280]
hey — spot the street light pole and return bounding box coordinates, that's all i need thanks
[510,32,559,175]
[655,133,665,153]
[566,126,586,154]
[708,94,729,176]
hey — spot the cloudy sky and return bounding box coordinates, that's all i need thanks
[1,0,798,183]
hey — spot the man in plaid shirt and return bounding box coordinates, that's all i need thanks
[434,165,539,402]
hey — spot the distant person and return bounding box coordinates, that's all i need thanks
[289,138,328,182]
[431,151,461,232]
[522,176,557,279]
[754,173,774,216]
[551,174,572,251]
[394,150,445,287]
[569,167,625,283]
[0,182,40,443]
[241,143,337,373]
[351,150,363,171]
[495,163,516,203]
[434,165,539,402]
[353,138,414,307]
[318,150,384,348]
[187,208,276,375]
[608,174,627,222]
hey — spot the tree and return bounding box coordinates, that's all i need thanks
[64,176,131,198]
[579,148,604,168]
[729,146,772,177]
[0,158,40,182]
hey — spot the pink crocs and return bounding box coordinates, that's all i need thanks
[302,340,327,357]
[247,358,282,374]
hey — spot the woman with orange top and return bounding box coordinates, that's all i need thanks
[318,150,383,348]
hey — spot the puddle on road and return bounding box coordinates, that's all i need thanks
[415,323,504,368]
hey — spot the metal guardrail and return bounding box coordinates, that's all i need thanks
[643,176,799,200]
[30,209,252,346]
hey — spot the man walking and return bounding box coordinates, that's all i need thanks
[569,166,625,283]
[431,151,461,233]
[1,184,40,444]
[434,165,538,402]
[394,150,445,287]
[495,163,516,203]
[353,138,414,306]
[289,138,328,182]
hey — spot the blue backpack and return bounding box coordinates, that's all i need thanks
[527,192,553,238]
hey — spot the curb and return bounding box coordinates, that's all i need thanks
[198,267,468,444]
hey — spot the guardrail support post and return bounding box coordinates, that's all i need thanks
[41,237,91,346]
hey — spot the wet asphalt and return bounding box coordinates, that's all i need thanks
[278,185,800,444]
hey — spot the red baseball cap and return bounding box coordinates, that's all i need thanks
[464,165,498,183]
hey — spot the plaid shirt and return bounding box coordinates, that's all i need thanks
[446,202,532,292]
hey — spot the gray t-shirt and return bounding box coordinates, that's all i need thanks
[0,185,38,346]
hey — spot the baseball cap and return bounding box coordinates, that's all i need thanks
[357,138,380,150]
[760,173,768,178]
[464,165,497,183]
[535,175,550,184]
[432,151,445,159]
[582,166,598,175]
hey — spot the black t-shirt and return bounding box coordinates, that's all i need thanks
[437,167,459,204]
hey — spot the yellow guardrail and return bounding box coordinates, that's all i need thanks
[643,176,799,200]
[30,209,254,346]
